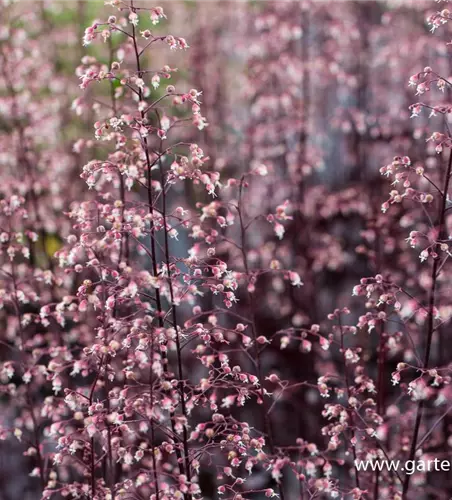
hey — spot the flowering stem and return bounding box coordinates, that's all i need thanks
[156,112,192,491]
[338,317,360,490]
[10,260,46,491]
[0,50,53,272]
[374,318,386,500]
[107,36,129,268]
[105,38,119,500]
[91,436,96,497]
[402,147,452,496]
[237,178,286,500]
[128,6,189,494]
[149,340,161,500]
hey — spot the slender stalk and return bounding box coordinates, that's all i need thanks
[402,147,452,496]
[10,259,46,491]
[338,317,360,490]
[106,37,119,500]
[108,36,129,269]
[149,336,160,500]
[91,436,96,497]
[129,5,188,495]
[374,320,386,500]
[156,111,192,490]
[237,178,285,500]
